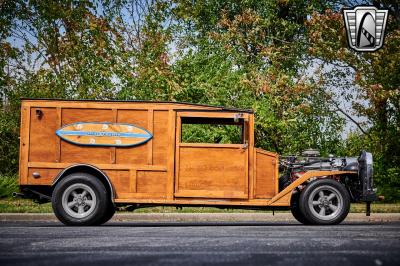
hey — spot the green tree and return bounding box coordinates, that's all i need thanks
[0,0,398,200]
[307,3,400,200]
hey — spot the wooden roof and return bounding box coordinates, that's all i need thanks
[21,98,254,113]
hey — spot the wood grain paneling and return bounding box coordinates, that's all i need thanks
[153,111,168,165]
[29,107,58,163]
[21,99,298,207]
[105,170,130,197]
[116,110,149,165]
[27,168,61,184]
[166,110,176,200]
[254,150,276,199]
[136,171,167,197]
[60,108,113,163]
[19,105,30,185]
[176,146,247,198]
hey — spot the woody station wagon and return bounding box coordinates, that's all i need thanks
[16,99,378,225]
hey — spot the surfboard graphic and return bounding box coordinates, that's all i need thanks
[56,122,153,147]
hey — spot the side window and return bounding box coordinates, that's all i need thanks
[181,117,246,144]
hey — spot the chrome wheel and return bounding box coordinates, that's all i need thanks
[61,183,97,219]
[308,185,343,221]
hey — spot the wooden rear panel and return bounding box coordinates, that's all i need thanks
[29,107,58,163]
[254,149,277,199]
[21,101,175,201]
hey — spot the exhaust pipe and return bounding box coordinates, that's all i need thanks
[12,192,26,198]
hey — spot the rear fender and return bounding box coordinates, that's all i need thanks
[52,164,115,203]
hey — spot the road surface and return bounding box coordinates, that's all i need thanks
[0,220,399,266]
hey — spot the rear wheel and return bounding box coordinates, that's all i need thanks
[94,202,115,225]
[52,173,109,226]
[299,179,350,225]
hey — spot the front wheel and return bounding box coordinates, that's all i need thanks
[299,179,350,225]
[290,190,311,225]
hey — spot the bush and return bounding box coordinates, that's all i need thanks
[0,175,18,198]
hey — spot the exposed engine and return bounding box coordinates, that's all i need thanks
[278,149,376,203]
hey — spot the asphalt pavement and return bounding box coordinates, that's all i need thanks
[1,216,399,266]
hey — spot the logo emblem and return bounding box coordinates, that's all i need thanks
[343,6,388,52]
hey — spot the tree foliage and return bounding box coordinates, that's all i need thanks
[0,0,398,200]
[306,2,400,201]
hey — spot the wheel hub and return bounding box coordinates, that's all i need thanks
[61,183,97,219]
[309,185,344,221]
[318,196,330,207]
[322,198,330,206]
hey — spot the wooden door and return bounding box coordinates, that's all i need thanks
[174,111,250,199]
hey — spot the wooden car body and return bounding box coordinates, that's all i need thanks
[18,99,354,208]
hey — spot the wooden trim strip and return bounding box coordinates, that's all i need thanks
[24,101,221,111]
[248,118,254,200]
[147,109,153,165]
[177,111,250,119]
[174,116,181,194]
[251,148,256,199]
[244,141,249,198]
[180,112,249,118]
[255,148,277,157]
[110,109,117,164]
[28,162,167,171]
[130,170,137,193]
[19,105,30,184]
[175,190,248,199]
[178,143,243,148]
[114,198,272,206]
[166,110,176,200]
[117,192,167,199]
[55,107,61,162]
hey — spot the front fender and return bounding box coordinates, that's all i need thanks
[267,170,355,206]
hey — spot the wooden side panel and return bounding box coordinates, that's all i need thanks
[248,115,255,200]
[176,146,247,198]
[166,110,176,200]
[116,110,149,165]
[19,105,30,185]
[60,108,113,163]
[105,170,130,197]
[153,111,169,165]
[29,107,58,162]
[136,171,167,197]
[254,151,276,199]
[27,168,61,184]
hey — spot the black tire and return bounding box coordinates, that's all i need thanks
[290,190,311,225]
[94,202,115,225]
[279,173,291,191]
[299,179,350,225]
[52,173,109,226]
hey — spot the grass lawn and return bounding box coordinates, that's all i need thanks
[0,197,399,213]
